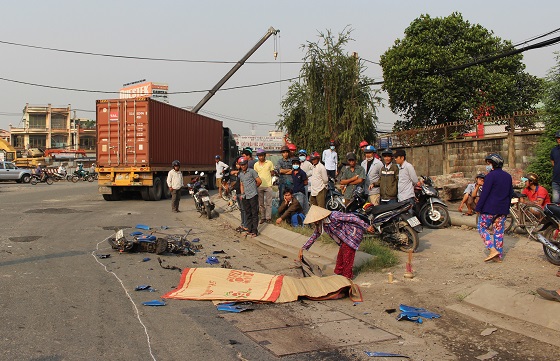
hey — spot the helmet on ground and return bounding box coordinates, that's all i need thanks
[364,145,376,153]
[256,148,266,156]
[484,153,504,168]
[359,140,369,148]
[381,148,393,157]
[555,130,560,138]
[172,160,180,167]
[298,149,307,155]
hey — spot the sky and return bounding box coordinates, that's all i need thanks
[0,0,558,136]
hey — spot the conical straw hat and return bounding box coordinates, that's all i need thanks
[303,205,332,224]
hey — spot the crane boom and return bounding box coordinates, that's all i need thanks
[192,26,279,113]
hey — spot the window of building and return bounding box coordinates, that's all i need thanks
[29,114,47,129]
[13,135,24,148]
[51,134,67,148]
[80,136,96,150]
[29,135,46,148]
[51,114,67,129]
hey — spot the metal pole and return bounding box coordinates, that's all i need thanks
[192,27,279,113]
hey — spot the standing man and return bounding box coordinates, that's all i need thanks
[309,151,328,208]
[167,160,183,213]
[299,206,374,280]
[379,149,399,204]
[339,152,365,205]
[322,140,338,179]
[550,130,560,203]
[394,149,419,204]
[275,145,293,201]
[299,149,313,213]
[291,158,309,214]
[254,149,274,224]
[361,145,383,205]
[239,157,262,237]
[215,155,229,199]
[475,153,513,263]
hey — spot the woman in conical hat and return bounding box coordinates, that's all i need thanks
[299,205,374,279]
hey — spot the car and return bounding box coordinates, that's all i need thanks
[0,161,32,183]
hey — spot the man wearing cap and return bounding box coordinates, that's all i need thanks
[291,157,309,214]
[521,172,551,209]
[339,152,365,204]
[254,149,275,223]
[215,155,229,199]
[394,149,419,204]
[458,174,485,215]
[379,149,399,204]
[309,151,328,208]
[361,145,383,206]
[550,130,560,203]
[322,140,338,179]
[239,156,262,237]
[299,205,374,279]
[359,140,369,161]
[275,145,293,200]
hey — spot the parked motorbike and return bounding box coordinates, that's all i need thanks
[326,177,345,211]
[71,169,94,182]
[187,172,215,219]
[414,175,450,229]
[356,201,422,252]
[536,203,560,265]
[30,172,54,185]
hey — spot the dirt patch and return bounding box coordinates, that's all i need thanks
[25,208,90,214]
[9,236,42,243]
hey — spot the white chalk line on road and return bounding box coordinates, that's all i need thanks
[92,233,157,361]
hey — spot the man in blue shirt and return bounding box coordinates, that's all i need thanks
[475,153,512,262]
[549,130,560,203]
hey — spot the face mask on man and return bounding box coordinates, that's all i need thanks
[365,154,373,160]
[330,146,335,150]
[486,165,493,172]
[292,165,300,170]
[299,155,306,162]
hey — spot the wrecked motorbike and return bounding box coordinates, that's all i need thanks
[187,172,215,219]
[107,230,200,255]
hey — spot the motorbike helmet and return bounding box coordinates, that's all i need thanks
[287,143,297,152]
[238,157,248,165]
[359,140,369,148]
[555,130,560,138]
[291,157,301,164]
[172,160,180,167]
[298,149,307,155]
[364,145,376,153]
[346,152,357,161]
[256,148,266,156]
[484,153,504,168]
[381,148,393,157]
[310,151,320,160]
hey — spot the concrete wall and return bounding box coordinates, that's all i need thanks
[398,131,543,178]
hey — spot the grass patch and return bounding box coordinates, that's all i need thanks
[354,236,400,274]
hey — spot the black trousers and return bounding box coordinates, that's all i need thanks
[243,195,259,234]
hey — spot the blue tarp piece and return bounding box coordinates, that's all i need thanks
[142,299,166,306]
[216,302,253,313]
[206,256,220,264]
[365,351,409,358]
[136,224,151,230]
[396,304,441,324]
[137,235,157,242]
[142,257,151,262]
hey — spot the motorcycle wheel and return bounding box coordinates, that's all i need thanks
[46,177,54,185]
[71,175,79,183]
[155,238,168,255]
[53,176,59,182]
[326,196,343,211]
[541,226,560,265]
[86,175,94,182]
[107,237,119,250]
[419,204,450,229]
[30,178,37,185]
[205,201,212,219]
[395,221,419,252]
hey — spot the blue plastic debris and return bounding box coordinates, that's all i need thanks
[135,285,157,292]
[216,302,253,313]
[396,304,441,324]
[130,231,143,236]
[191,238,200,243]
[365,351,409,358]
[142,257,151,262]
[206,256,220,264]
[137,235,157,242]
[142,299,166,306]
[136,224,151,230]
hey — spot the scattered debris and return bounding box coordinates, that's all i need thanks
[385,308,397,314]
[396,304,440,323]
[192,238,200,243]
[213,250,227,254]
[228,339,239,345]
[480,327,498,336]
[216,302,254,313]
[142,257,151,262]
[136,224,151,230]
[221,260,233,269]
[135,285,157,292]
[365,351,410,358]
[142,299,166,306]
[206,256,220,265]
[157,257,182,272]
[97,254,111,259]
[475,350,498,360]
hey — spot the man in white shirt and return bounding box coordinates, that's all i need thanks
[322,140,338,179]
[361,145,383,205]
[215,155,229,198]
[394,149,419,203]
[309,151,329,208]
[167,160,184,213]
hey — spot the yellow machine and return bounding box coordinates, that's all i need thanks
[0,138,46,168]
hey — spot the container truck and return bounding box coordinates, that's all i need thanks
[96,98,237,201]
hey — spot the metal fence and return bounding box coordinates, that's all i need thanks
[376,110,543,149]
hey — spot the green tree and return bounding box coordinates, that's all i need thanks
[527,53,560,190]
[277,28,382,157]
[380,13,542,130]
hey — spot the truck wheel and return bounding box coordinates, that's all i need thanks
[102,187,122,201]
[21,174,31,183]
[147,177,162,201]
[162,176,171,199]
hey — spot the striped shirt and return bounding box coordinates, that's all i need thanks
[303,212,370,251]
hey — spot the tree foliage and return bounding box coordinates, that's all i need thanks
[277,28,382,157]
[380,13,543,130]
[527,53,560,189]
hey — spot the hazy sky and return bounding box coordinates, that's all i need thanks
[0,0,558,136]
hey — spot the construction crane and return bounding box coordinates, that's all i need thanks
[192,26,279,113]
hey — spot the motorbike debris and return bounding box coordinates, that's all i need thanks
[157,257,182,272]
[217,302,254,313]
[192,238,200,242]
[97,254,111,259]
[206,256,220,265]
[136,224,151,230]
[396,304,440,323]
[221,260,233,269]
[364,351,409,358]
[213,250,226,254]
[142,299,166,306]
[142,257,151,262]
[134,285,156,292]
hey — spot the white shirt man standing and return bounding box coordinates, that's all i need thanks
[393,149,419,203]
[167,160,184,213]
[309,152,328,208]
[322,140,338,179]
[215,155,229,198]
[361,145,383,205]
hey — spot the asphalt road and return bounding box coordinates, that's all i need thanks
[0,181,354,361]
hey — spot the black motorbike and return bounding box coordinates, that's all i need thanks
[107,230,200,255]
[355,201,422,252]
[30,172,54,185]
[536,203,560,265]
[326,177,345,211]
[71,169,94,183]
[187,172,215,219]
[414,175,450,229]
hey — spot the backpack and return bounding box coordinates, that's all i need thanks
[291,213,305,227]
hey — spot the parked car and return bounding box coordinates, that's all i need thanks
[0,161,32,183]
